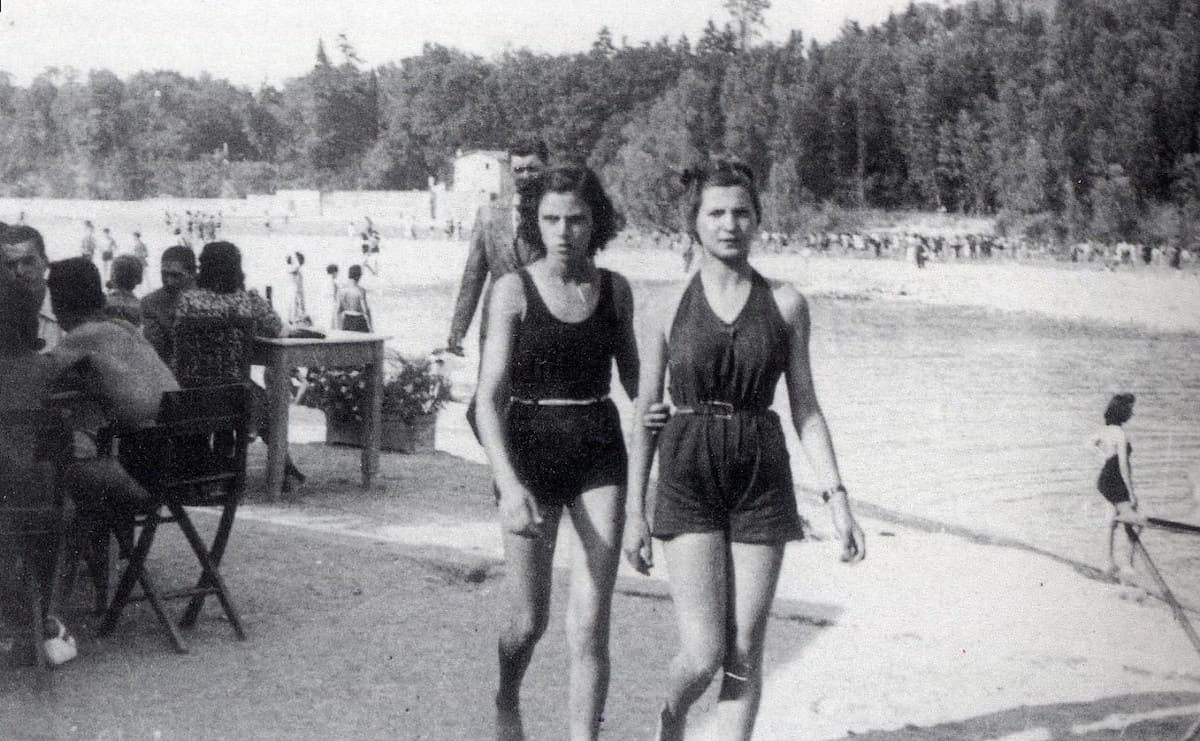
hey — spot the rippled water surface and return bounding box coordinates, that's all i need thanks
[806,298,1200,600]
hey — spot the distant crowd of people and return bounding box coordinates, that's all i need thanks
[165,209,222,247]
[618,225,1196,273]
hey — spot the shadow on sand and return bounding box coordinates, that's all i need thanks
[841,691,1200,740]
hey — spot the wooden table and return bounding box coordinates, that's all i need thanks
[252,332,387,500]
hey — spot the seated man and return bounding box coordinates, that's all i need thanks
[46,258,179,514]
[50,258,178,433]
[140,245,196,366]
[104,254,144,326]
[0,226,82,665]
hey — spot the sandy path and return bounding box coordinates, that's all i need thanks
[231,493,1200,739]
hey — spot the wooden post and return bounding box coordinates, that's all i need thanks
[1125,527,1200,659]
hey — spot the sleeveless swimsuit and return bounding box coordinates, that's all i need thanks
[1097,442,1132,505]
[503,268,627,507]
[653,271,803,543]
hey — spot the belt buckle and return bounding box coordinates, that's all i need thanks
[707,401,734,420]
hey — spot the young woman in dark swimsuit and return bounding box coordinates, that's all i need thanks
[624,160,866,741]
[1089,392,1143,574]
[475,165,639,741]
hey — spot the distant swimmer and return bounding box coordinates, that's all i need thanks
[1088,393,1145,575]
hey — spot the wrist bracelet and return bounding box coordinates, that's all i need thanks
[821,484,847,503]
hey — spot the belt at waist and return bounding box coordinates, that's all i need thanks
[673,401,771,419]
[511,394,610,407]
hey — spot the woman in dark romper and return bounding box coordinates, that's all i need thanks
[625,160,866,740]
[475,165,640,741]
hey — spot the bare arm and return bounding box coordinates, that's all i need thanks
[623,284,688,574]
[778,284,865,562]
[249,291,284,338]
[474,273,541,535]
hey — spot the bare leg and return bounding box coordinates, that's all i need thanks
[715,542,785,741]
[563,485,624,741]
[1105,516,1119,575]
[497,506,562,741]
[658,532,729,740]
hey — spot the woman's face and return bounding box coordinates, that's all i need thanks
[538,192,593,260]
[695,185,758,259]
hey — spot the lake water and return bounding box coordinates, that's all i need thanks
[807,297,1200,599]
[372,277,1200,605]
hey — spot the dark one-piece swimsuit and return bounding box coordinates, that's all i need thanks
[503,268,627,508]
[653,271,804,544]
[1097,442,1132,506]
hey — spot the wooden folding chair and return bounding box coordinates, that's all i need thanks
[98,384,252,653]
[0,407,74,680]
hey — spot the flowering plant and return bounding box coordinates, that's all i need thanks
[301,351,452,424]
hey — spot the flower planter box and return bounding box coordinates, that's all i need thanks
[325,412,437,454]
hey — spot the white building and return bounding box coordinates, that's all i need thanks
[452,149,508,196]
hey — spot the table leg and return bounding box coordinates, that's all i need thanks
[361,343,383,488]
[265,361,292,501]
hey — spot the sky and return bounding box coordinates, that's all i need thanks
[0,0,933,88]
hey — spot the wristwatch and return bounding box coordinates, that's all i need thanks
[821,484,848,503]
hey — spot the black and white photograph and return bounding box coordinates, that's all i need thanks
[2,0,1199,738]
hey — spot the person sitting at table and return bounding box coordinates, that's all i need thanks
[174,241,305,491]
[47,258,179,506]
[49,257,177,432]
[104,254,144,326]
[1,226,87,666]
[141,245,196,367]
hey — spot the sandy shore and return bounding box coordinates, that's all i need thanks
[238,405,1200,740]
[230,463,1200,740]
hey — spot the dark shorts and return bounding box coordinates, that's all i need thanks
[653,410,802,544]
[504,400,627,508]
[341,315,369,333]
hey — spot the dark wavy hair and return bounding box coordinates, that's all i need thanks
[0,224,47,260]
[161,245,197,273]
[680,158,762,243]
[196,241,245,294]
[517,165,619,257]
[111,254,144,291]
[1104,393,1135,426]
[47,257,104,318]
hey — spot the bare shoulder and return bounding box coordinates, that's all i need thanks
[768,279,808,325]
[491,272,526,315]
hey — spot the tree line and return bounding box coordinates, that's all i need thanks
[1,0,1197,245]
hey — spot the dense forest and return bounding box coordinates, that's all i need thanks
[1,0,1197,244]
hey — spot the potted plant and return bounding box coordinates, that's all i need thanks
[301,351,452,453]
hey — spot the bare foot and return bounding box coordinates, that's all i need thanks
[654,704,685,741]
